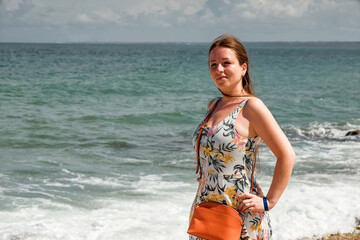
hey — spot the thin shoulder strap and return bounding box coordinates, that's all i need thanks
[238,98,250,109]
[229,98,250,122]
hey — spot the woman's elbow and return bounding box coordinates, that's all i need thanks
[288,150,296,167]
[279,149,296,168]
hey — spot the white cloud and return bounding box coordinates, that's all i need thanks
[2,0,23,11]
[184,6,199,15]
[0,0,359,42]
[199,9,215,24]
[125,0,206,19]
[243,11,256,19]
[243,0,314,17]
[183,0,206,15]
[126,0,170,18]
[94,8,121,23]
[76,13,93,23]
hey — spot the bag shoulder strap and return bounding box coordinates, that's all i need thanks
[196,100,219,175]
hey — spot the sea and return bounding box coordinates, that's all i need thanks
[0,42,359,240]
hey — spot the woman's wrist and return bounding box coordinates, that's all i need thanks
[265,196,277,211]
[263,197,269,211]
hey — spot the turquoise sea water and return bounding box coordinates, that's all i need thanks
[0,42,359,239]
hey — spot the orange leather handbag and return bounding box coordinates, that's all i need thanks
[187,100,255,240]
[187,202,243,240]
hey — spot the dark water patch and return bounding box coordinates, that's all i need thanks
[176,130,193,138]
[23,118,51,125]
[28,99,48,106]
[76,141,103,148]
[5,115,22,119]
[115,111,193,126]
[106,140,134,149]
[12,169,45,177]
[27,133,64,141]
[1,139,70,149]
[68,115,102,123]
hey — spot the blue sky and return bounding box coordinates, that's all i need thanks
[1,0,359,42]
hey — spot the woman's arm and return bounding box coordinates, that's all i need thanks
[237,97,295,212]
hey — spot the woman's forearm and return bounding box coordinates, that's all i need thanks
[266,152,296,210]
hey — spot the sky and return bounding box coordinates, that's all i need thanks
[0,0,359,43]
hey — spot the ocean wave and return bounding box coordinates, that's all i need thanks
[285,119,360,141]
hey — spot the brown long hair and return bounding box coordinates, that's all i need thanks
[209,34,255,96]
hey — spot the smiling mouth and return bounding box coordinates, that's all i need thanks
[217,76,227,81]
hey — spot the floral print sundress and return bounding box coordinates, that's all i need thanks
[189,97,272,240]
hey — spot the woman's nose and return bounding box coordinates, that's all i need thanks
[216,64,224,72]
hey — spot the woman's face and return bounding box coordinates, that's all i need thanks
[209,46,247,94]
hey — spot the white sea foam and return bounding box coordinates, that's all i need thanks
[2,139,359,240]
[270,178,360,239]
[121,157,152,164]
[0,182,194,240]
[67,176,127,188]
[43,180,72,188]
[131,174,192,194]
[60,169,130,189]
[1,172,359,240]
[61,168,79,176]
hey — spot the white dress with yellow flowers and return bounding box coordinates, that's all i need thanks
[189,97,272,240]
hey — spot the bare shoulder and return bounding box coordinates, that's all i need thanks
[243,97,271,118]
[244,97,280,138]
[246,97,265,108]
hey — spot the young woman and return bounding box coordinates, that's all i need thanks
[189,35,295,239]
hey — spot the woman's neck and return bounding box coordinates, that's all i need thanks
[221,90,251,102]
[218,87,250,99]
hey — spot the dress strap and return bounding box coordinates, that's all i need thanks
[228,98,250,124]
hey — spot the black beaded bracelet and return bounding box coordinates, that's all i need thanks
[263,197,269,211]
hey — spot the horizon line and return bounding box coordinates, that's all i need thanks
[1,40,360,44]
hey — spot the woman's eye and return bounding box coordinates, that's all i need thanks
[224,61,230,65]
[210,63,217,68]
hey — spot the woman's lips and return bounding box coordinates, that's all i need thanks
[217,76,227,81]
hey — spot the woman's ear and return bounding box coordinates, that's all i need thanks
[241,63,247,76]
